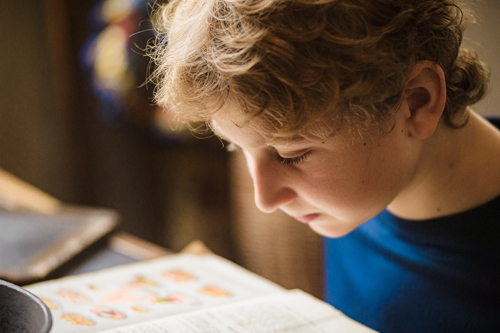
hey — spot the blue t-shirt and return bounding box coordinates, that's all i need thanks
[324,195,500,332]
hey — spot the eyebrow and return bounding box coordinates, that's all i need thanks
[269,136,309,147]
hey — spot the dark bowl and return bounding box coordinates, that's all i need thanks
[0,279,52,333]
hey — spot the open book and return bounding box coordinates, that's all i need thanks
[26,252,376,332]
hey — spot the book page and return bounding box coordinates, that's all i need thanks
[26,253,284,333]
[100,290,377,333]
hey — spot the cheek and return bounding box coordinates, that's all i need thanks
[305,146,410,215]
[299,166,368,210]
[350,139,419,210]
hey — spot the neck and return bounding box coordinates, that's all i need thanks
[388,110,500,220]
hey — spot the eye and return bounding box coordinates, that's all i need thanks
[275,151,311,165]
[225,142,239,152]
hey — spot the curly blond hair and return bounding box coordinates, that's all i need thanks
[148,0,489,139]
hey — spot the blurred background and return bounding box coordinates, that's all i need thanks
[0,0,235,257]
[0,0,498,298]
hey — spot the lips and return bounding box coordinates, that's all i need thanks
[293,213,320,224]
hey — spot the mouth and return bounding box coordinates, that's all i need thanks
[293,213,320,224]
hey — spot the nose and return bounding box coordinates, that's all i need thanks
[244,152,296,213]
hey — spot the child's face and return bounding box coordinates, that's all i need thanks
[213,106,419,238]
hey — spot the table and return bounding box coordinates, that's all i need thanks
[42,232,172,282]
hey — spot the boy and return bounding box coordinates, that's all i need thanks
[148,0,500,331]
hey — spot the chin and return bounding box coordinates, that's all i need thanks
[309,221,360,238]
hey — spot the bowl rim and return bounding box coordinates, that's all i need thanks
[0,279,53,333]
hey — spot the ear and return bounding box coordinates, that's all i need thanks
[404,60,446,139]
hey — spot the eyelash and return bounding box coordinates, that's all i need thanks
[225,142,310,166]
[275,152,311,165]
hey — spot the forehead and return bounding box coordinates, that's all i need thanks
[209,100,339,147]
[210,114,309,149]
